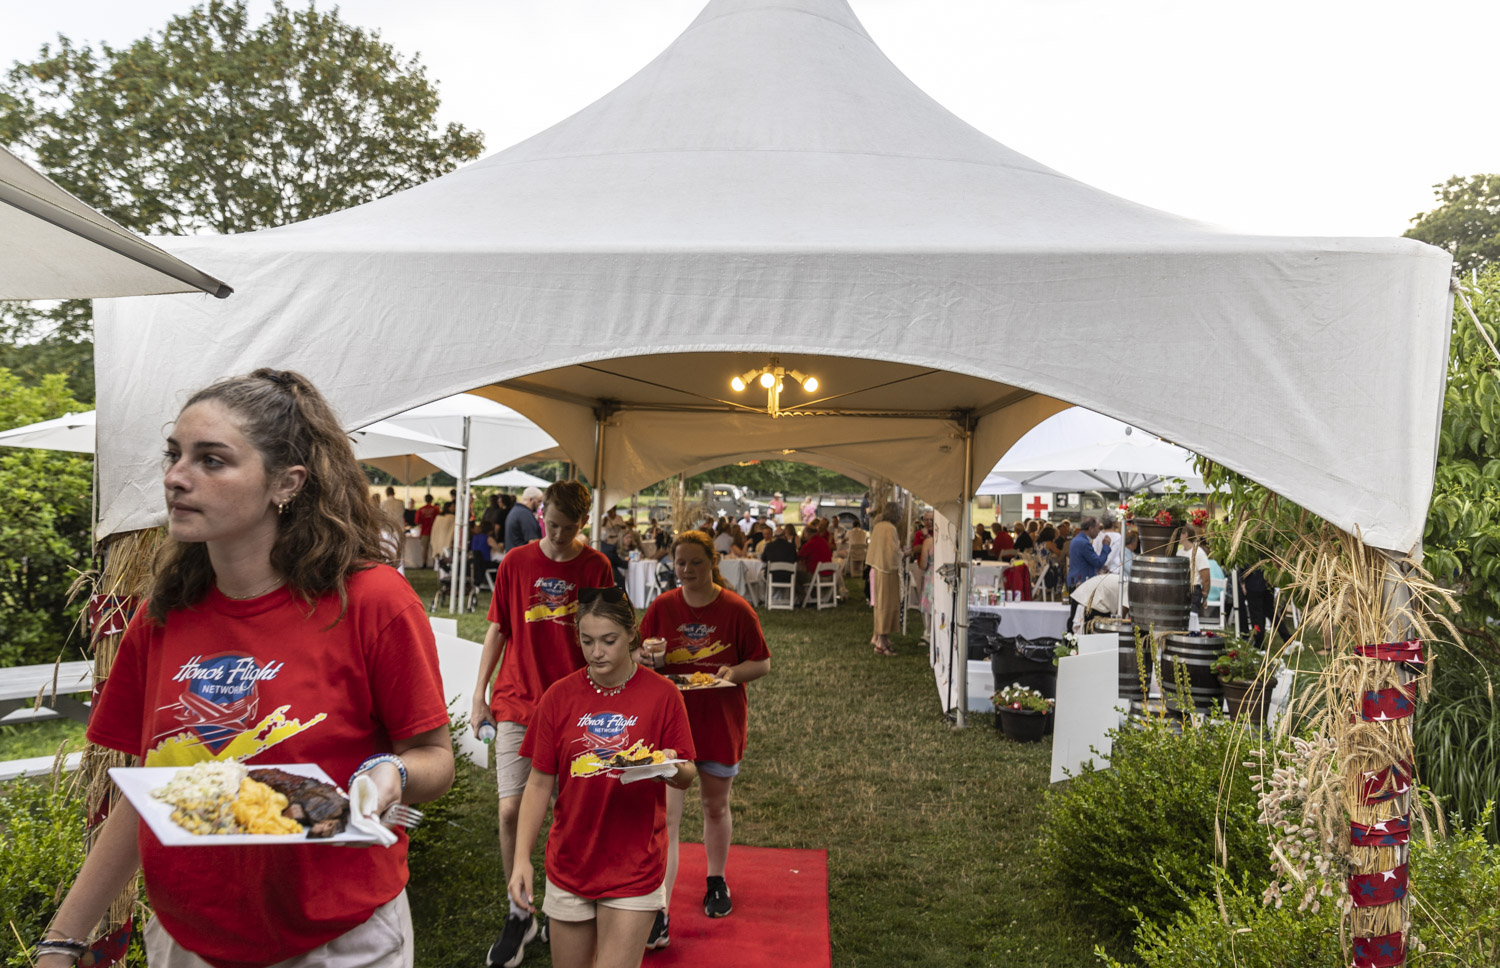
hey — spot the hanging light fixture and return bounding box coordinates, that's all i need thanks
[728,356,822,417]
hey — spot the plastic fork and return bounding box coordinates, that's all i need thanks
[380,803,423,829]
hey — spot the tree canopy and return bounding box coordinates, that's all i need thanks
[0,0,486,401]
[1405,174,1500,276]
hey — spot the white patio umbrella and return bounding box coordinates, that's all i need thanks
[0,144,231,300]
[986,408,1208,494]
[0,410,95,453]
[0,409,460,462]
[471,468,551,489]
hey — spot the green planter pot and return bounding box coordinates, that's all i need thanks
[997,706,1051,743]
[1220,677,1271,725]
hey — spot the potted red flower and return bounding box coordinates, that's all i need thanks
[992,683,1055,742]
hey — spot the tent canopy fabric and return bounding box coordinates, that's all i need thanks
[92,0,1452,551]
[0,409,95,454]
[0,143,231,300]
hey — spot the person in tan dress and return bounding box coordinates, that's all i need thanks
[868,503,903,656]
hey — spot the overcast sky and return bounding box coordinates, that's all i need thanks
[4,0,1495,237]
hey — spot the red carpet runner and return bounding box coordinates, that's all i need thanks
[648,844,831,968]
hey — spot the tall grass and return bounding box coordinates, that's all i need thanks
[1414,650,1500,842]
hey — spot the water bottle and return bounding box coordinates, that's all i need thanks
[477,720,496,744]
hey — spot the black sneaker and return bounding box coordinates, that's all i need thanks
[486,912,538,968]
[536,913,549,945]
[703,876,733,918]
[646,910,670,950]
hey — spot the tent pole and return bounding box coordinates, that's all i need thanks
[450,416,470,613]
[954,417,974,728]
[591,408,607,550]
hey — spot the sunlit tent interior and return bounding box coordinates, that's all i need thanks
[91,0,1452,719]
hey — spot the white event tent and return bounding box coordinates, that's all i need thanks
[361,393,558,485]
[91,0,1453,719]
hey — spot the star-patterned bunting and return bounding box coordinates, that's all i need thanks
[1360,760,1413,804]
[1354,640,1425,666]
[1351,815,1411,847]
[1361,683,1417,722]
[1351,929,1405,967]
[1348,862,1408,908]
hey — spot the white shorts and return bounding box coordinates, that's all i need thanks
[494,721,531,799]
[144,891,412,968]
[541,877,665,922]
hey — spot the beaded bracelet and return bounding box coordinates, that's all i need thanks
[349,753,407,791]
[36,938,89,960]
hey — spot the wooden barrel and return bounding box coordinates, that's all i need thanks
[1128,556,1189,635]
[1160,632,1225,712]
[1094,618,1150,701]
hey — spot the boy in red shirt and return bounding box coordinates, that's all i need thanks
[472,480,615,967]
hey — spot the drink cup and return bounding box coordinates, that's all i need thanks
[643,637,668,670]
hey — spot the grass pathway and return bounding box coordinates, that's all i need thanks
[409,569,1110,968]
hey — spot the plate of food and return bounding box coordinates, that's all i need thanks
[110,761,382,846]
[667,672,737,691]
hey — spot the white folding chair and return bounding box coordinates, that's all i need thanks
[766,562,798,611]
[1200,573,1229,630]
[804,562,839,610]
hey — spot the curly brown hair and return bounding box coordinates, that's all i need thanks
[148,369,391,624]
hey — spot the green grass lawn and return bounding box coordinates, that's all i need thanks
[406,568,1111,968]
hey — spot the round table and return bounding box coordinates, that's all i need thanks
[967,600,1070,640]
[719,558,765,606]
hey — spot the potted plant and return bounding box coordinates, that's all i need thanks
[1126,482,1207,556]
[992,683,1055,742]
[1210,628,1279,724]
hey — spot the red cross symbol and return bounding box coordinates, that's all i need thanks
[1025,496,1049,518]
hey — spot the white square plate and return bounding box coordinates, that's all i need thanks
[109,763,382,846]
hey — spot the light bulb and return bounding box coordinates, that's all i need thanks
[731,376,746,392]
[803,376,818,392]
[759,371,776,388]
[775,381,784,393]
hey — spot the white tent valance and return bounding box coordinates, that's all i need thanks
[92,0,1451,553]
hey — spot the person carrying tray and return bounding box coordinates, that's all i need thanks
[508,588,697,968]
[37,369,453,968]
[637,531,772,949]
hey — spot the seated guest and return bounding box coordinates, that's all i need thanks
[972,523,992,560]
[797,523,833,580]
[619,527,644,558]
[471,521,500,587]
[728,529,751,559]
[992,522,1016,560]
[760,525,799,565]
[746,522,769,554]
[1013,520,1036,553]
[713,518,735,555]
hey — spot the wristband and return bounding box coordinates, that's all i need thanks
[349,753,407,791]
[36,939,89,961]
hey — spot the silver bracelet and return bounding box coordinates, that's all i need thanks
[349,753,407,791]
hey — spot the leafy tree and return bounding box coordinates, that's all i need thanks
[1405,174,1500,276]
[0,370,92,666]
[685,461,865,497]
[0,0,486,399]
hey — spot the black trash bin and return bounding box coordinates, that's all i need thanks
[987,634,1059,699]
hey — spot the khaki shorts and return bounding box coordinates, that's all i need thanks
[144,890,412,968]
[541,877,665,922]
[494,720,532,799]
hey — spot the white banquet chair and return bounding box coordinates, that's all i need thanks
[766,562,798,611]
[803,562,839,610]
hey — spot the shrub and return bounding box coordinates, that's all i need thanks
[0,773,86,968]
[1100,811,1500,967]
[1037,717,1271,935]
[1413,648,1500,842]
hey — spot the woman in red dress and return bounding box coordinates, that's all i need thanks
[638,531,771,945]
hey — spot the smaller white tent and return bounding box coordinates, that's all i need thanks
[982,408,1207,495]
[472,468,551,489]
[0,410,95,453]
[0,144,230,300]
[363,394,557,484]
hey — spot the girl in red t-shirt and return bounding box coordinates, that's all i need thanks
[509,588,697,968]
[638,531,772,936]
[42,369,453,968]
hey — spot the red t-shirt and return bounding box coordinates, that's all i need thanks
[415,503,440,535]
[520,668,695,898]
[639,588,770,765]
[486,541,615,727]
[993,530,1015,552]
[86,565,449,968]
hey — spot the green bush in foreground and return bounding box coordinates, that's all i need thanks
[1102,811,1500,967]
[0,774,86,968]
[1038,717,1270,936]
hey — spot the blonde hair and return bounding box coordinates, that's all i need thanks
[672,530,727,588]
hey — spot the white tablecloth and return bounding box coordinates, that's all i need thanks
[968,601,1070,640]
[971,561,1010,589]
[627,559,657,605]
[403,534,424,569]
[720,558,765,606]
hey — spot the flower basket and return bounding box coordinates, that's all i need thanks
[997,706,1051,742]
[1220,677,1272,725]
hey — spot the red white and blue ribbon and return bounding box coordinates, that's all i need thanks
[1349,862,1408,907]
[89,918,133,968]
[1351,930,1405,968]
[1354,640,1425,666]
[1361,683,1417,722]
[1351,816,1411,847]
[1360,761,1413,804]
